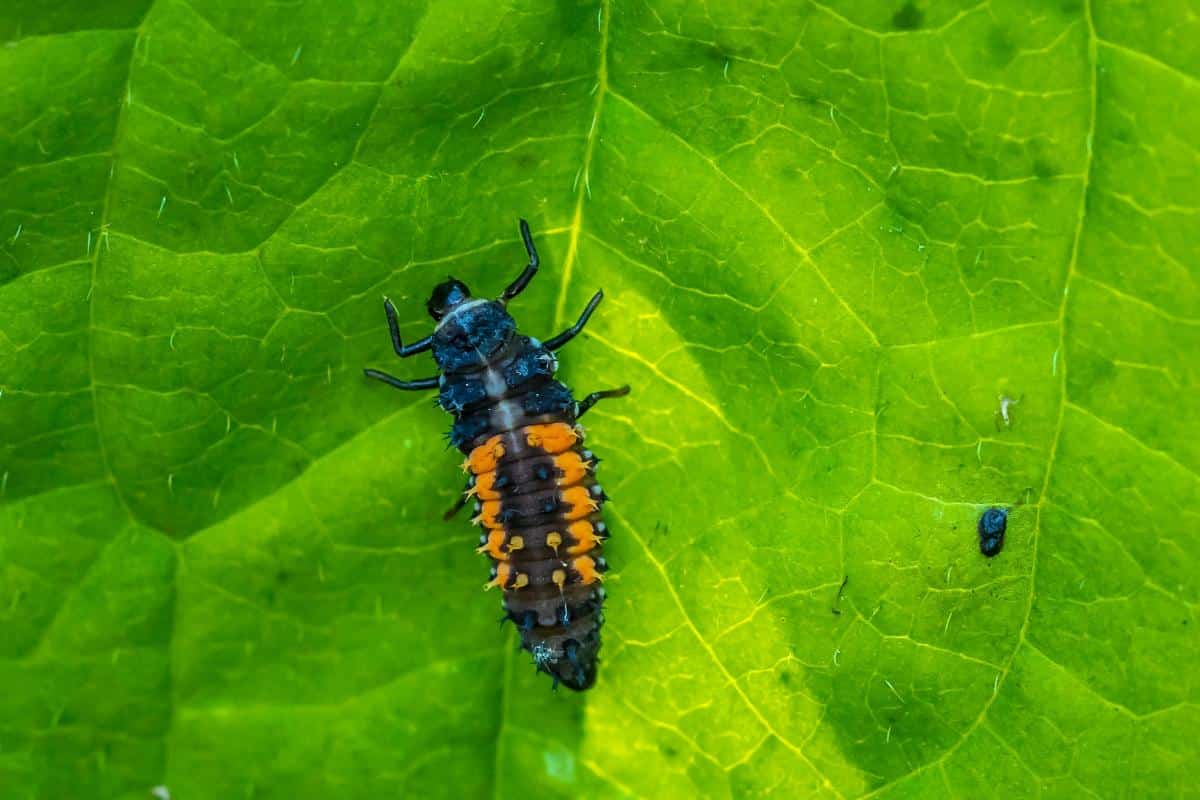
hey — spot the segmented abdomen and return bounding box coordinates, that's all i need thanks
[441,335,607,690]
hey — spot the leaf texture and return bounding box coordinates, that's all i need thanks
[1,0,1196,797]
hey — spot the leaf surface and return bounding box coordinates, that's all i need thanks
[1,0,1196,797]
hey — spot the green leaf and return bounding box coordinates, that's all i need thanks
[1,0,1196,797]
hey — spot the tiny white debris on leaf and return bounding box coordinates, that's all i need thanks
[833,648,841,666]
[11,223,21,243]
[151,786,170,800]
[157,195,167,219]
[998,394,1020,428]
[291,45,303,66]
[473,108,485,128]
[1052,348,1060,376]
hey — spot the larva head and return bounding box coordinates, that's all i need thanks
[427,277,472,321]
[431,293,516,372]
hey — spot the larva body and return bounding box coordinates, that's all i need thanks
[364,220,628,690]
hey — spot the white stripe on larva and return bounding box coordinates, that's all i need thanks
[434,298,489,331]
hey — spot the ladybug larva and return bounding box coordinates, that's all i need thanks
[364,219,629,691]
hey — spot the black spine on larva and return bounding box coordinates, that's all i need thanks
[431,299,607,691]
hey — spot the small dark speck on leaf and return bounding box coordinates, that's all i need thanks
[832,574,849,615]
[702,42,738,67]
[986,26,1018,67]
[1033,158,1059,180]
[978,507,1008,557]
[891,2,924,31]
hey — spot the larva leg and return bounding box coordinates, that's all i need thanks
[363,369,438,390]
[577,385,631,417]
[545,290,604,351]
[442,479,472,521]
[381,297,432,357]
[500,219,540,302]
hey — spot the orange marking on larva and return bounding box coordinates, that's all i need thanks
[553,451,589,486]
[484,562,512,591]
[470,470,501,501]
[475,529,508,560]
[572,555,602,585]
[561,486,599,521]
[464,436,504,474]
[566,520,600,556]
[524,422,578,454]
[471,500,502,529]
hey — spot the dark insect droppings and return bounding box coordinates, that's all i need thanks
[978,507,1009,557]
